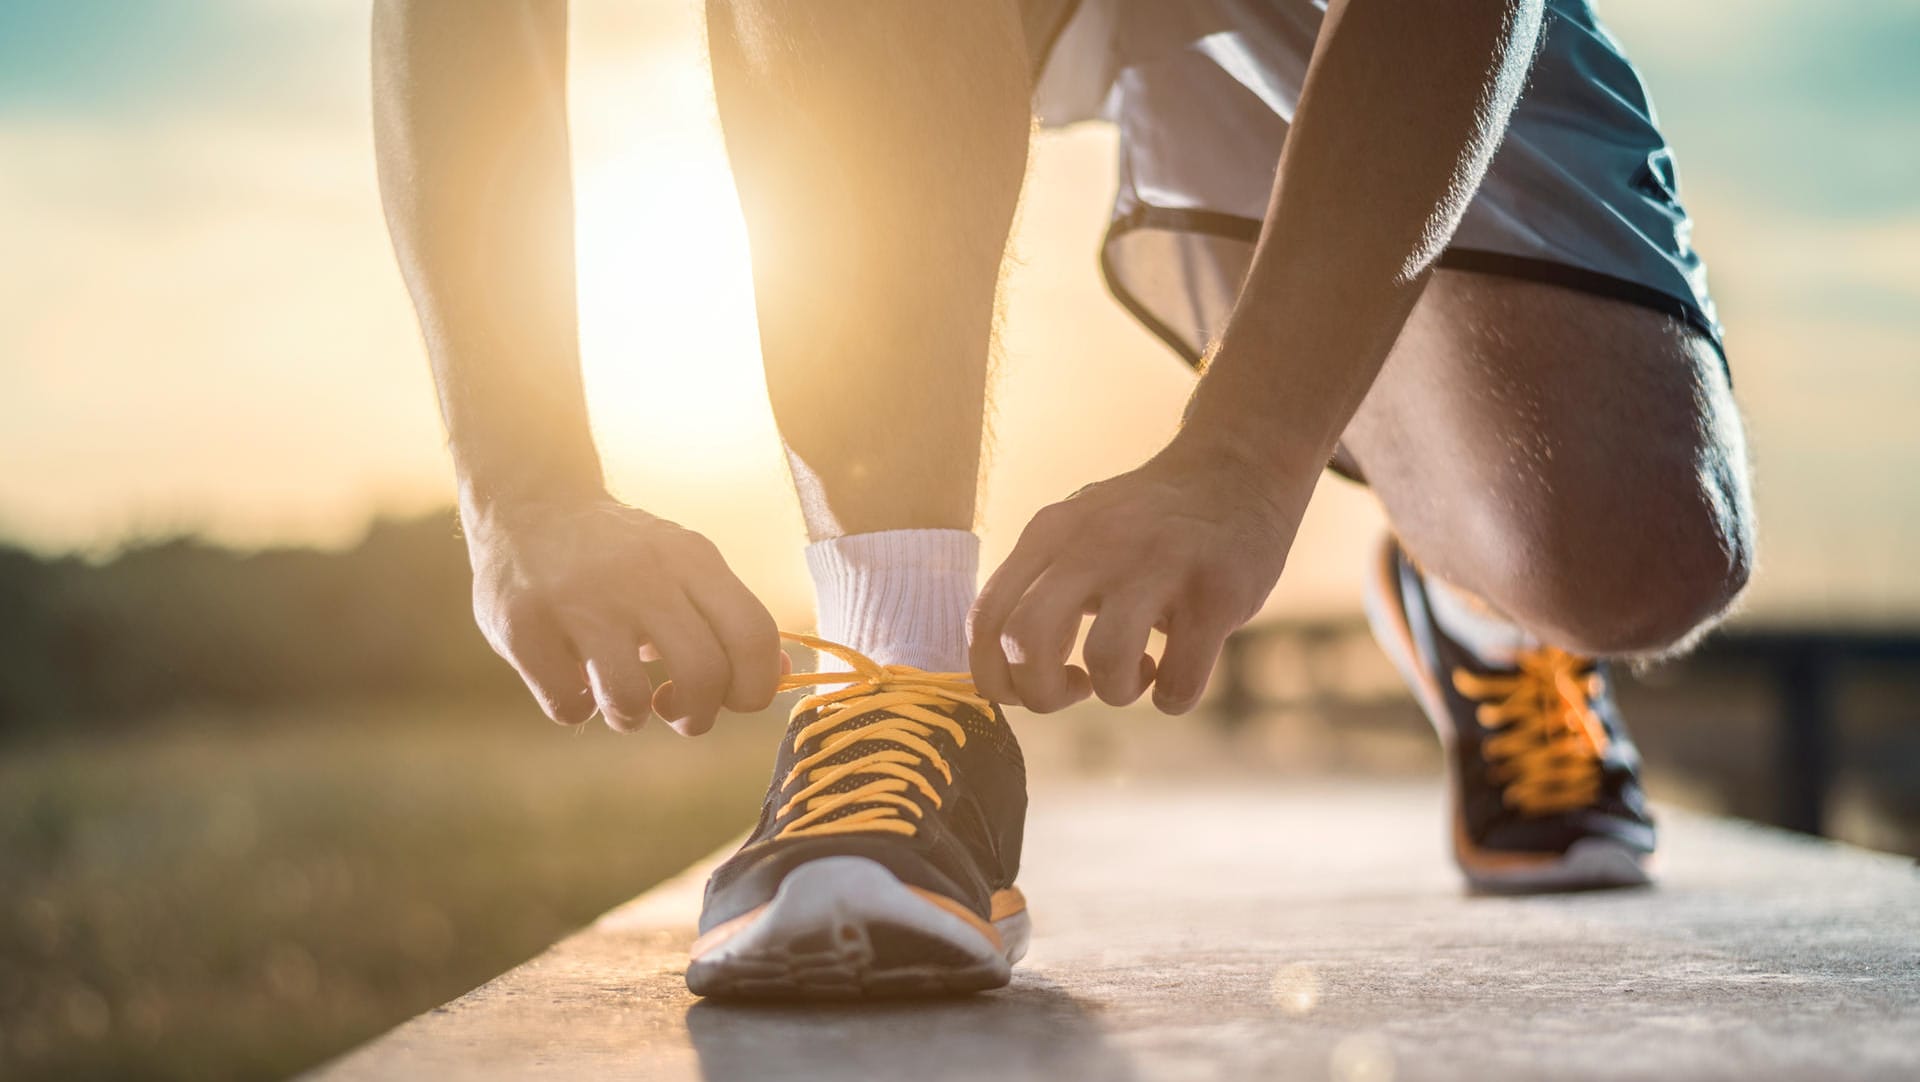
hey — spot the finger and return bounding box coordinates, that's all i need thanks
[644,597,732,736]
[688,577,782,714]
[1002,567,1096,713]
[969,512,1068,702]
[571,629,654,732]
[1152,608,1236,715]
[1083,590,1164,707]
[497,615,595,725]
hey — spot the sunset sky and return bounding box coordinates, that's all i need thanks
[1,0,1915,628]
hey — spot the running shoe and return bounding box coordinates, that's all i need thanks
[686,633,1030,998]
[1364,536,1655,892]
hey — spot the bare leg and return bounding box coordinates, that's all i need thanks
[706,1,1031,541]
[1342,270,1755,657]
[687,10,1038,1002]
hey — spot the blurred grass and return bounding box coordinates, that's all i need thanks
[4,619,1915,1082]
[0,697,785,1080]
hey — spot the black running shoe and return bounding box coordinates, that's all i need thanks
[1364,536,1654,892]
[686,633,1030,999]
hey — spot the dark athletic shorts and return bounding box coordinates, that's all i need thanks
[1020,0,1725,367]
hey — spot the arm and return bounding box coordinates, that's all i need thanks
[373,0,779,733]
[970,0,1544,712]
[1184,0,1544,470]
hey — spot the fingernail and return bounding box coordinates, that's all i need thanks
[605,713,646,733]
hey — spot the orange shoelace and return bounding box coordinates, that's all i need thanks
[770,632,990,841]
[1451,646,1611,816]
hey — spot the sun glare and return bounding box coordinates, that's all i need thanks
[571,54,779,484]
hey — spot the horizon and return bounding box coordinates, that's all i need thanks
[2,0,1915,629]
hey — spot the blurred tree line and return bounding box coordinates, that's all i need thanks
[0,512,519,733]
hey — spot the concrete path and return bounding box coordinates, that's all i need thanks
[314,781,1919,1081]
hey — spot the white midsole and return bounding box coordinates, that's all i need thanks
[698,856,1025,971]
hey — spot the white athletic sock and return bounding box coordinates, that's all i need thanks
[1423,572,1540,667]
[805,529,978,673]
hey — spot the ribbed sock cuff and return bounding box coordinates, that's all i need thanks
[805,529,979,673]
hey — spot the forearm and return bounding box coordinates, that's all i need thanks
[1183,0,1543,476]
[372,0,604,512]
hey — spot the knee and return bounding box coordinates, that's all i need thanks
[1474,463,1755,658]
[1546,513,1752,658]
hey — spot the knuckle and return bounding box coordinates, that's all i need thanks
[678,657,727,695]
[471,595,510,645]
[969,638,1012,678]
[726,667,772,706]
[481,627,515,661]
[1002,610,1053,655]
[1143,535,1194,568]
[598,664,650,700]
[1081,625,1123,664]
[487,591,544,634]
[741,609,780,648]
[1187,564,1242,606]
[673,530,724,563]
[975,674,1013,703]
[1084,647,1128,682]
[1178,597,1237,634]
[1024,504,1074,541]
[967,592,1010,639]
[488,617,537,660]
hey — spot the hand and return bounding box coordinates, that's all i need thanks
[969,436,1310,714]
[463,495,783,734]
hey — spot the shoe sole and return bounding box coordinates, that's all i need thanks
[686,856,1029,1000]
[1362,537,1652,894]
